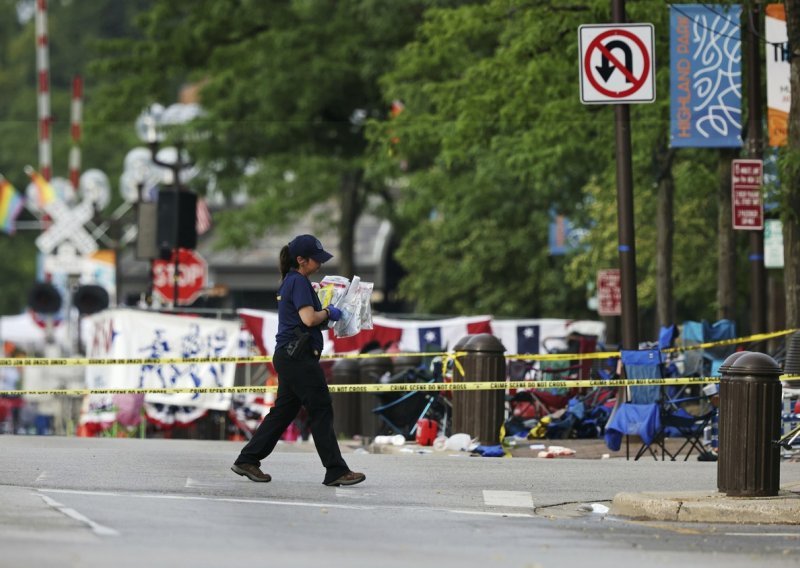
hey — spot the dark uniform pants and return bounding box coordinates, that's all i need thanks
[235,347,349,484]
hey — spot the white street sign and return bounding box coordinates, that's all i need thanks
[579,23,656,104]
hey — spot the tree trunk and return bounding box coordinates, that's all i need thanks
[785,1,800,328]
[655,144,676,330]
[717,148,738,320]
[338,169,364,279]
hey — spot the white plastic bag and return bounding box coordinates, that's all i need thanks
[359,281,374,330]
[333,275,362,338]
[318,275,350,308]
[317,275,374,338]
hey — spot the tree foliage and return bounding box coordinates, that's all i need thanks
[0,0,147,314]
[369,0,730,326]
[90,0,437,277]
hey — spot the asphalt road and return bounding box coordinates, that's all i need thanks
[1,436,799,568]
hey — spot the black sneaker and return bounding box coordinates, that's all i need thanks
[231,463,272,482]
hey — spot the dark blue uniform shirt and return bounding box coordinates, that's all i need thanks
[275,270,324,353]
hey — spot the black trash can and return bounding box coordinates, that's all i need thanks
[451,334,506,444]
[450,335,473,435]
[330,358,361,439]
[717,351,783,497]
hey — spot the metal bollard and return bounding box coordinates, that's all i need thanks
[330,358,361,438]
[717,351,783,497]
[358,350,392,438]
[451,334,506,444]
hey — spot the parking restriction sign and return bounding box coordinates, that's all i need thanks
[597,269,622,316]
[579,24,655,104]
[732,159,764,231]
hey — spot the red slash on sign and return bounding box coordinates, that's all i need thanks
[584,29,650,98]
[578,23,654,104]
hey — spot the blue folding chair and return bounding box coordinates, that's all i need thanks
[605,349,663,460]
[682,319,736,377]
[606,348,716,461]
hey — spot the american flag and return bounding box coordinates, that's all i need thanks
[195,198,212,235]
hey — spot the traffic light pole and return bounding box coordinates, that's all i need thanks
[150,141,184,308]
[612,0,639,351]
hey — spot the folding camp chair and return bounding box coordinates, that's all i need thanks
[605,347,717,461]
[655,393,716,461]
[682,319,736,378]
[604,348,663,460]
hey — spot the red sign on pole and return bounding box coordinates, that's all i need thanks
[152,249,208,306]
[732,159,764,231]
[597,269,622,316]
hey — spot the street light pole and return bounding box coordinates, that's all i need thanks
[612,0,639,351]
[745,3,766,334]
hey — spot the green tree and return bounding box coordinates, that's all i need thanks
[784,0,800,329]
[0,0,148,314]
[370,0,725,330]
[91,0,437,279]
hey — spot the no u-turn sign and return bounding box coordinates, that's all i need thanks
[579,23,655,104]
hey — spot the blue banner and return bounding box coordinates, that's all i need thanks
[548,211,587,256]
[670,4,742,148]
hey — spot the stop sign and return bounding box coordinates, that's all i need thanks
[152,248,208,306]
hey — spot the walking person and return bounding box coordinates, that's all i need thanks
[232,234,365,487]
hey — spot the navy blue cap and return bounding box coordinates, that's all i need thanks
[288,234,333,264]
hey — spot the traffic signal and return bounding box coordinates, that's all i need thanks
[27,282,62,314]
[73,285,109,315]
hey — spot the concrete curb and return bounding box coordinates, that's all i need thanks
[610,488,800,525]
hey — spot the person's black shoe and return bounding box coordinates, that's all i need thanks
[697,451,718,462]
[324,471,366,487]
[231,463,272,482]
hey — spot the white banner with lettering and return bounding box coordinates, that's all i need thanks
[85,309,239,410]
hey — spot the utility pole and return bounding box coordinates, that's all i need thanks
[745,3,767,333]
[612,0,639,351]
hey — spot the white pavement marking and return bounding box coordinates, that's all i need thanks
[335,488,376,499]
[38,488,536,519]
[38,493,120,537]
[724,533,800,538]
[35,471,48,483]
[482,490,534,509]
[185,477,229,488]
[447,509,534,518]
[40,488,373,512]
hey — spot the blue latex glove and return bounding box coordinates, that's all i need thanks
[326,306,343,322]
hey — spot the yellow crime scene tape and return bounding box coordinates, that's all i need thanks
[1,327,795,396]
[507,328,798,362]
[0,377,720,397]
[0,351,460,367]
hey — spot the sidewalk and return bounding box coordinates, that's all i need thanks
[364,436,693,460]
[610,482,800,525]
[363,436,800,524]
